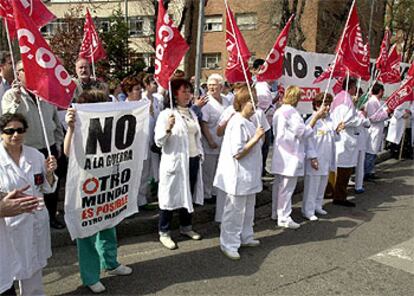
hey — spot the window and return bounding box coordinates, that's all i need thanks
[204,15,223,32]
[40,20,67,37]
[129,17,144,37]
[236,13,257,31]
[98,19,111,33]
[202,53,221,69]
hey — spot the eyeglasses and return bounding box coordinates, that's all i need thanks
[2,128,26,135]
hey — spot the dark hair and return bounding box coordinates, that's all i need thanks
[0,113,28,131]
[77,89,109,104]
[0,51,10,65]
[252,59,265,70]
[313,93,333,111]
[164,78,192,109]
[121,76,144,94]
[342,77,358,91]
[372,83,384,95]
[143,73,155,86]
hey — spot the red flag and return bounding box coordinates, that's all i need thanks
[224,1,252,83]
[154,0,189,89]
[375,28,390,74]
[385,76,414,111]
[378,44,401,84]
[407,62,414,80]
[79,9,107,63]
[256,14,294,82]
[12,0,76,109]
[0,0,55,39]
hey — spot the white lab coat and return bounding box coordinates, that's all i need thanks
[0,144,57,283]
[214,113,263,196]
[154,108,204,213]
[386,102,409,144]
[218,105,271,132]
[356,110,371,151]
[330,91,365,167]
[366,95,388,154]
[271,104,314,177]
[255,81,273,111]
[304,114,338,176]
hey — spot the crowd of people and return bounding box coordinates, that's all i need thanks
[0,51,413,295]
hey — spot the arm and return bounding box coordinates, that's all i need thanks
[234,127,265,160]
[367,100,388,123]
[63,108,76,156]
[2,87,24,114]
[154,110,175,148]
[201,121,218,149]
[52,107,65,152]
[0,186,38,218]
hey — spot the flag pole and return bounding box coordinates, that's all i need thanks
[4,20,17,81]
[322,0,356,103]
[90,46,96,79]
[36,96,52,157]
[194,0,205,97]
[168,80,174,110]
[224,0,260,127]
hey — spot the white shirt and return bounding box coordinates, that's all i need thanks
[214,113,263,195]
[366,95,388,154]
[218,105,271,133]
[255,81,273,111]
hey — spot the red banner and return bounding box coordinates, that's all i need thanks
[375,28,390,74]
[385,76,414,112]
[256,14,294,82]
[0,0,55,39]
[79,9,107,63]
[13,0,76,109]
[154,0,189,89]
[378,44,401,84]
[224,1,251,83]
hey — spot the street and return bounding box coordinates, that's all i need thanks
[44,158,414,295]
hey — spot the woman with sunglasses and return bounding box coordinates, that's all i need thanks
[0,113,57,296]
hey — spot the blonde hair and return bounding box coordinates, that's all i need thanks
[283,85,302,105]
[233,85,257,112]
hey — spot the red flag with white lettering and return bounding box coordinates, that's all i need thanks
[256,14,294,82]
[407,62,414,80]
[375,28,390,74]
[154,0,189,89]
[385,76,414,112]
[378,44,401,84]
[12,0,76,109]
[0,0,55,39]
[79,9,107,63]
[224,1,252,83]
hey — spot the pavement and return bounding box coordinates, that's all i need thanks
[43,155,414,295]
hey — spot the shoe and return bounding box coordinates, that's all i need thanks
[108,264,132,276]
[241,239,260,247]
[159,235,177,250]
[88,281,106,294]
[355,188,365,194]
[303,215,318,221]
[50,219,65,230]
[332,200,356,207]
[220,246,240,260]
[180,230,202,240]
[278,219,300,229]
[315,208,328,215]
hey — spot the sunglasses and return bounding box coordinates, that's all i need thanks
[2,128,26,135]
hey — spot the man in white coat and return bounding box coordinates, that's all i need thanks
[364,83,389,179]
[330,77,366,207]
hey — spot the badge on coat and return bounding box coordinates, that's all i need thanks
[34,173,44,186]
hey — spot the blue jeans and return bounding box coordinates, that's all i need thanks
[364,153,377,176]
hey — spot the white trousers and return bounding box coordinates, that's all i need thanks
[355,150,365,190]
[202,154,219,199]
[276,175,298,223]
[271,175,281,220]
[19,269,45,296]
[220,194,256,252]
[214,189,227,222]
[302,175,329,217]
[138,158,151,206]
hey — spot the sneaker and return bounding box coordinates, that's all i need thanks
[303,215,318,221]
[355,188,365,194]
[278,219,300,229]
[241,239,261,247]
[88,281,106,294]
[315,208,328,215]
[159,235,177,250]
[108,264,132,276]
[332,199,356,207]
[180,230,202,240]
[220,246,240,260]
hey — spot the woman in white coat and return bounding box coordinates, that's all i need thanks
[386,102,411,158]
[302,93,343,220]
[271,86,326,229]
[0,113,57,296]
[214,85,264,260]
[154,78,204,250]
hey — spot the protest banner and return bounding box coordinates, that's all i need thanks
[64,101,150,240]
[279,47,411,114]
